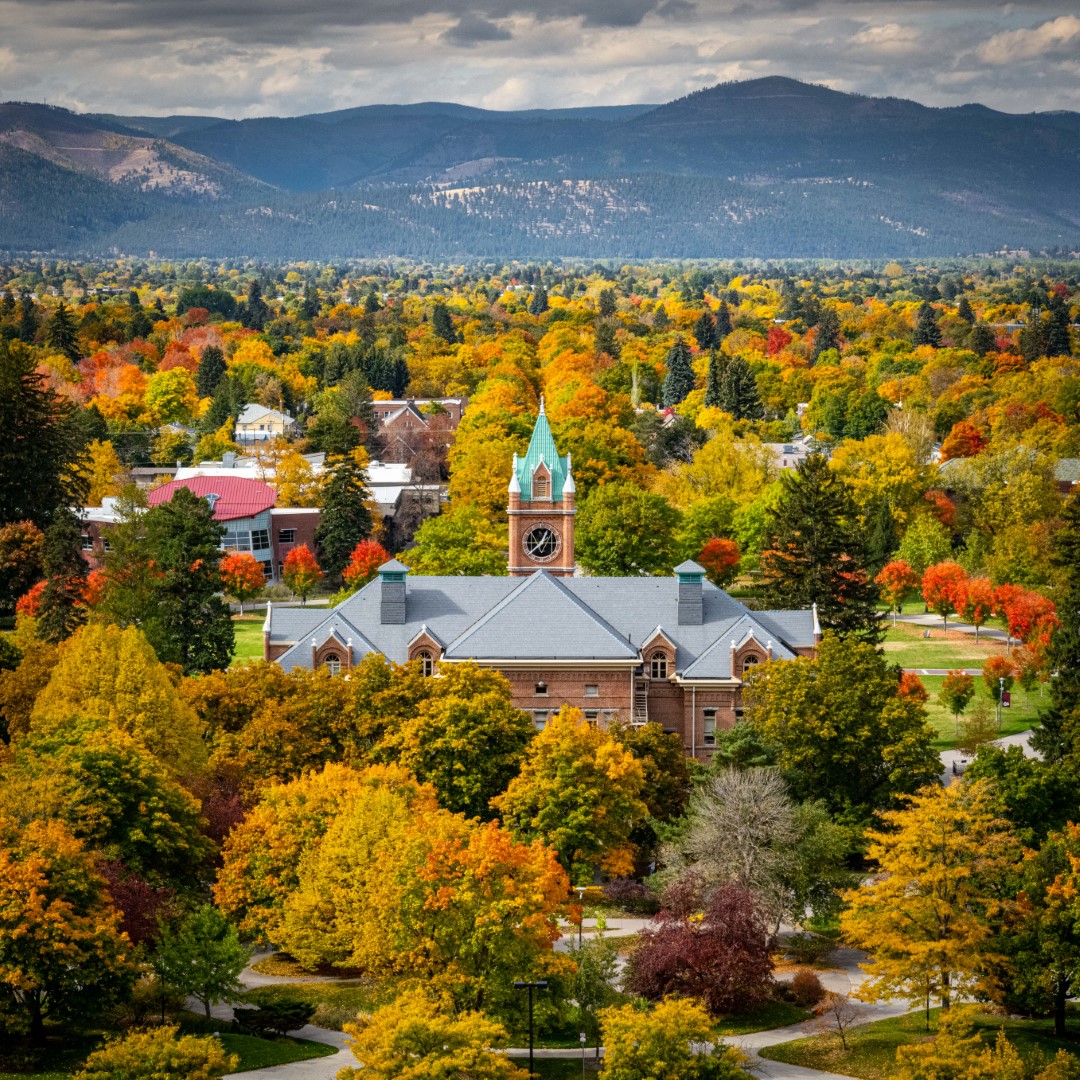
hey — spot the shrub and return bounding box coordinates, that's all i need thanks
[233,1000,315,1036]
[790,968,825,1007]
[74,1025,237,1080]
[785,932,834,966]
[602,878,660,916]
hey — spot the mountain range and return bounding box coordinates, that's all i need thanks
[1,77,1079,259]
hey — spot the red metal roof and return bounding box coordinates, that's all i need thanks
[147,476,277,522]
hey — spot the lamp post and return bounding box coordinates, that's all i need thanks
[513,980,548,1077]
[574,885,587,948]
[998,676,1004,729]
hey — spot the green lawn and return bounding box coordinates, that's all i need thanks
[918,673,1046,751]
[714,1000,812,1036]
[760,1007,1080,1079]
[881,620,1007,670]
[218,1032,337,1070]
[230,615,265,666]
[509,1059,597,1079]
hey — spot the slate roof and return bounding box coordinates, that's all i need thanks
[1055,459,1080,484]
[237,404,294,426]
[269,570,816,680]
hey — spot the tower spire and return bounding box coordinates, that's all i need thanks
[539,393,545,415]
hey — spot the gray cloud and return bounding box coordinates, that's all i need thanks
[0,1,1076,117]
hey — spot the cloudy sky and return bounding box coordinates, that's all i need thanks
[1,0,1078,117]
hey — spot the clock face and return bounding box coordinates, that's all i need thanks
[524,524,560,562]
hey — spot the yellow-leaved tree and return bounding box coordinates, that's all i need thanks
[841,780,1020,1026]
[339,988,527,1080]
[80,439,126,505]
[29,623,207,779]
[491,706,646,877]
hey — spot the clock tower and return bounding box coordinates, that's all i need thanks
[508,397,576,576]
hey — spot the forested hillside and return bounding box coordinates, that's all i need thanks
[1,78,1079,257]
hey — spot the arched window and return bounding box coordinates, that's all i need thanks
[650,651,668,679]
[741,655,759,677]
[324,652,342,676]
[416,650,434,677]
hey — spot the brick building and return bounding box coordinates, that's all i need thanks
[263,406,817,759]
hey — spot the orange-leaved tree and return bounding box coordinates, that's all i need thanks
[342,539,390,591]
[983,655,1015,703]
[220,551,264,615]
[940,420,987,462]
[996,586,1055,646]
[922,562,969,633]
[282,544,321,605]
[698,537,740,588]
[875,560,919,624]
[898,671,929,705]
[959,576,995,642]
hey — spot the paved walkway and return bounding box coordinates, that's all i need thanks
[893,612,1011,644]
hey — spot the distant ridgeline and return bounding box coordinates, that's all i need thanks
[1,77,1079,258]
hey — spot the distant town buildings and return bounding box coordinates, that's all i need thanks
[234,404,296,443]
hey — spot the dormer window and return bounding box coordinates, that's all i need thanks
[533,473,549,498]
[742,655,760,677]
[324,652,342,676]
[416,650,434,677]
[650,652,668,679]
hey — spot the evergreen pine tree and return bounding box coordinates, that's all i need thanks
[661,338,695,407]
[1019,319,1046,364]
[704,350,724,409]
[595,321,619,359]
[241,281,269,331]
[315,451,373,580]
[957,296,976,324]
[47,301,80,361]
[812,306,841,361]
[142,487,233,675]
[761,454,882,643]
[1046,293,1072,358]
[653,305,670,331]
[364,287,382,316]
[693,310,717,351]
[0,290,14,317]
[202,375,242,433]
[968,322,996,357]
[300,283,319,320]
[913,302,942,348]
[37,508,88,644]
[598,288,617,317]
[865,500,899,572]
[718,355,764,420]
[195,346,226,398]
[17,296,37,343]
[715,300,733,339]
[432,302,457,343]
[528,284,549,316]
[1048,492,1080,720]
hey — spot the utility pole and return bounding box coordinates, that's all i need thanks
[513,980,548,1077]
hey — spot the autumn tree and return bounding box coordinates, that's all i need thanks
[761,455,882,643]
[36,508,88,644]
[840,780,1020,1024]
[0,817,133,1043]
[342,538,390,591]
[576,482,680,576]
[339,989,527,1080]
[600,997,748,1080]
[315,448,373,580]
[983,655,1016,702]
[408,505,507,576]
[156,904,249,1019]
[698,537,740,587]
[938,671,976,728]
[220,551,265,614]
[627,881,773,1015]
[960,576,996,640]
[922,561,969,633]
[491,706,646,877]
[745,634,939,823]
[875,559,919,624]
[75,1025,237,1080]
[380,662,533,820]
[81,439,125,505]
[282,544,322,604]
[0,520,45,611]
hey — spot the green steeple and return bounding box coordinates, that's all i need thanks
[515,396,570,500]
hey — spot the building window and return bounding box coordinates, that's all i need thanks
[584,684,599,697]
[703,708,717,746]
[278,528,296,544]
[324,652,342,676]
[535,681,548,696]
[650,652,668,679]
[533,711,548,731]
[251,528,271,550]
[533,473,549,497]
[416,650,434,677]
[222,529,251,551]
[102,537,113,552]
[742,655,760,677]
[584,711,599,725]
[81,534,94,551]
[260,560,273,578]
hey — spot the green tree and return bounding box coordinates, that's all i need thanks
[598,288,617,317]
[812,306,841,361]
[913,302,942,347]
[718,355,764,420]
[0,817,133,1044]
[432,302,457,344]
[745,634,939,824]
[569,929,619,1055]
[315,450,373,580]
[703,350,723,409]
[1045,293,1072,358]
[693,311,718,352]
[527,284,548,316]
[407,505,507,576]
[75,1025,237,1080]
[715,299,733,339]
[661,338,695,407]
[195,345,226,398]
[576,482,680,576]
[142,486,233,674]
[36,508,88,644]
[761,454,882,643]
[156,904,249,1020]
[241,280,268,331]
[0,339,87,527]
[938,671,976,729]
[957,297,976,324]
[898,512,953,576]
[47,301,80,361]
[382,663,534,820]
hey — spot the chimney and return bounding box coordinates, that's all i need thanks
[222,451,237,468]
[379,559,410,624]
[674,560,705,626]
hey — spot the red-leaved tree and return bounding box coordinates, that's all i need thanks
[898,670,929,704]
[959,576,995,641]
[921,561,969,633]
[342,539,391,591]
[940,420,987,462]
[627,879,773,1015]
[996,586,1055,646]
[983,655,1015,702]
[282,544,322,605]
[875,560,919,624]
[698,538,741,588]
[220,551,265,615]
[15,580,46,621]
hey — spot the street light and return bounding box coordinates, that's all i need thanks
[513,980,548,1077]
[998,676,1004,729]
[574,885,587,948]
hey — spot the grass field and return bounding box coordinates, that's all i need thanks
[759,1007,1080,1079]
[881,620,1007,670]
[230,615,265,666]
[918,673,1046,751]
[242,980,402,1032]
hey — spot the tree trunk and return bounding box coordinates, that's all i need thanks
[1055,974,1068,1037]
[29,998,45,1047]
[203,998,212,1020]
[941,970,951,1012]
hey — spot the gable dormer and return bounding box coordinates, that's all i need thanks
[408,624,443,677]
[641,626,677,680]
[312,627,354,675]
[730,631,772,681]
[532,461,552,501]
